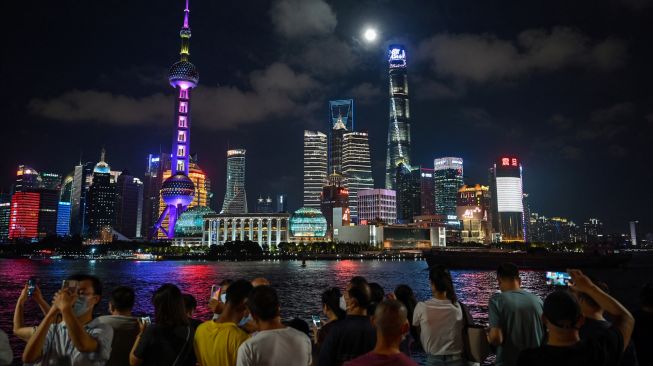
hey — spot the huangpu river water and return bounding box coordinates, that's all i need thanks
[0,258,650,365]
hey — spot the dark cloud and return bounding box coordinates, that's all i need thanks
[347,82,382,105]
[416,27,627,83]
[547,114,574,130]
[414,77,465,100]
[578,102,634,140]
[294,36,359,76]
[459,107,495,128]
[270,0,337,39]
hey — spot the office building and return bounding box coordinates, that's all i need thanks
[329,99,354,131]
[329,115,348,175]
[37,189,59,238]
[0,194,11,241]
[14,165,41,192]
[303,130,328,208]
[153,0,199,239]
[56,202,71,236]
[396,163,420,223]
[86,150,116,238]
[256,196,273,213]
[583,218,604,243]
[320,173,350,236]
[385,45,411,190]
[358,189,397,224]
[490,156,525,242]
[9,192,40,240]
[434,157,464,216]
[70,161,94,235]
[457,184,491,243]
[221,149,248,214]
[40,173,61,190]
[276,194,287,213]
[204,213,291,247]
[115,172,144,238]
[342,131,374,223]
[419,168,435,216]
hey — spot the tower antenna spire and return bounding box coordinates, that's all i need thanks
[183,0,190,29]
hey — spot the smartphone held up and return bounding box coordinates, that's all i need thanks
[546,271,572,286]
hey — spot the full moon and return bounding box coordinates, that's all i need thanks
[363,28,377,42]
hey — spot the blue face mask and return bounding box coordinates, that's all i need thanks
[220,293,227,303]
[239,314,253,326]
[72,296,89,317]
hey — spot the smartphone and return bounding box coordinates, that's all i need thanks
[61,280,79,292]
[140,316,151,326]
[546,271,571,286]
[210,285,222,301]
[312,315,321,328]
[27,278,36,297]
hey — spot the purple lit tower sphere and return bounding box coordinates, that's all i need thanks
[152,0,198,239]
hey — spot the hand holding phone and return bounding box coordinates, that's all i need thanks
[545,271,571,286]
[211,285,222,301]
[311,315,321,329]
[27,278,36,297]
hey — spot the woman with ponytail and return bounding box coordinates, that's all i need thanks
[412,265,465,366]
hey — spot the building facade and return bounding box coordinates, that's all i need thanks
[456,184,491,243]
[14,165,41,193]
[276,194,287,213]
[342,131,374,223]
[303,130,328,208]
[358,189,397,224]
[434,157,464,217]
[385,45,411,190]
[329,99,354,131]
[70,161,94,236]
[115,172,144,238]
[9,192,40,240]
[320,174,350,236]
[86,151,116,238]
[490,156,525,242]
[255,196,273,213]
[221,149,248,214]
[396,163,420,223]
[37,189,59,238]
[419,168,435,216]
[0,194,12,241]
[204,213,291,247]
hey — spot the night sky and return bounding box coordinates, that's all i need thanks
[2,0,652,233]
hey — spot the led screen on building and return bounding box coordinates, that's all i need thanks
[496,177,523,213]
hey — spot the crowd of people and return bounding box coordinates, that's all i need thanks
[1,263,652,366]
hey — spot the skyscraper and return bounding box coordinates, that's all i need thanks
[329,99,354,131]
[330,116,348,175]
[489,156,525,242]
[385,45,411,190]
[320,173,350,236]
[358,189,397,225]
[153,0,199,239]
[0,193,11,241]
[40,172,61,190]
[256,196,273,213]
[303,130,328,208]
[419,168,435,216]
[143,153,168,236]
[9,192,40,240]
[396,163,420,223]
[434,157,464,216]
[86,150,116,238]
[221,149,248,214]
[14,165,41,193]
[276,194,287,213]
[115,172,144,238]
[457,184,491,243]
[70,161,94,235]
[342,131,374,223]
[37,189,59,238]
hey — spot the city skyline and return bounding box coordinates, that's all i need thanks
[2,0,652,233]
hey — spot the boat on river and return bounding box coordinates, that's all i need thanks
[423,248,631,270]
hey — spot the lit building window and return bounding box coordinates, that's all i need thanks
[179,102,188,113]
[177,160,185,172]
[177,145,185,157]
[178,131,186,142]
[179,89,188,99]
[178,116,187,128]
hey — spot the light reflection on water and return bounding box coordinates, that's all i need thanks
[0,258,552,364]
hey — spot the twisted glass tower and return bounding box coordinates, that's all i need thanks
[385,45,411,190]
[153,0,198,239]
[221,149,248,214]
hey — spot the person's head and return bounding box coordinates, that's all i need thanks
[372,299,409,343]
[573,280,608,316]
[542,290,583,336]
[496,262,521,291]
[346,279,371,313]
[429,265,457,304]
[641,282,653,312]
[152,284,188,326]
[108,286,135,315]
[343,276,368,309]
[225,279,254,319]
[321,287,346,320]
[284,317,310,337]
[251,277,270,287]
[394,284,417,318]
[67,274,102,317]
[247,285,280,323]
[182,293,197,318]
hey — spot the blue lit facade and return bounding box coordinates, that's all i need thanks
[56,202,71,236]
[385,45,412,190]
[290,207,327,238]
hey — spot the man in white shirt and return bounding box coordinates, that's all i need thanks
[236,286,311,366]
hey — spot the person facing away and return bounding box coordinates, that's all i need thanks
[236,285,312,366]
[97,286,139,366]
[318,277,376,366]
[574,281,638,365]
[0,329,12,366]
[487,262,544,366]
[182,293,203,329]
[130,284,196,366]
[393,284,420,353]
[517,269,635,366]
[344,299,418,366]
[313,287,347,353]
[413,265,465,366]
[368,282,385,316]
[194,279,253,366]
[14,281,51,342]
[632,282,653,366]
[22,274,114,366]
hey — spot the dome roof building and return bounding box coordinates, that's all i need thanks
[174,206,216,237]
[290,207,327,238]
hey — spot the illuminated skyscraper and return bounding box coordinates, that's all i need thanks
[153,0,199,238]
[320,173,350,236]
[342,131,374,223]
[9,192,40,240]
[358,189,397,225]
[14,165,41,192]
[396,163,420,223]
[329,99,354,131]
[457,184,491,243]
[328,100,354,174]
[434,157,464,216]
[277,194,288,213]
[70,161,94,235]
[303,130,328,208]
[40,173,61,190]
[86,150,116,238]
[330,116,348,175]
[115,172,144,238]
[256,196,273,213]
[37,189,59,238]
[221,149,248,214]
[0,194,11,241]
[489,156,525,242]
[385,45,411,190]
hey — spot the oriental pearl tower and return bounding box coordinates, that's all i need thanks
[152,0,199,239]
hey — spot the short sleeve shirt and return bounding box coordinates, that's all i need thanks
[37,318,113,366]
[134,324,195,366]
[194,321,249,366]
[236,327,311,366]
[488,290,544,366]
[412,298,464,356]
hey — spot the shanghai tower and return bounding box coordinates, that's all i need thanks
[152,0,198,239]
[385,44,411,190]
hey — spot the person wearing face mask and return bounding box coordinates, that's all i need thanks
[312,288,346,354]
[22,274,114,365]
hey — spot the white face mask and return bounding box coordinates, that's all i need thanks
[339,296,347,311]
[220,293,226,303]
[72,296,89,317]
